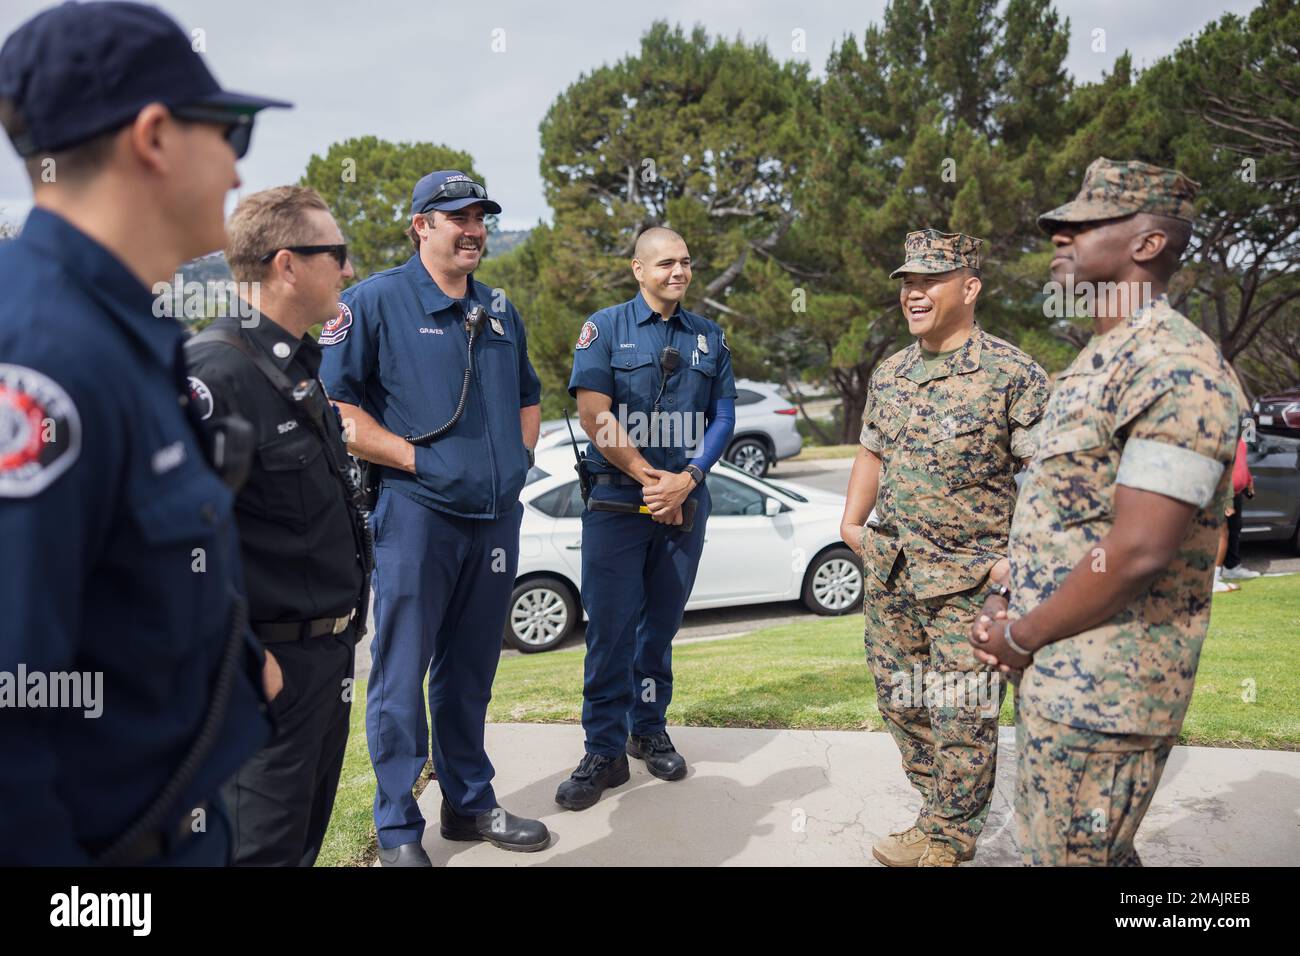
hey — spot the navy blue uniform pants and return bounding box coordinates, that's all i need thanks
[579,482,711,757]
[367,487,522,849]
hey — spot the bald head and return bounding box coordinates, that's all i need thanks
[631,226,692,312]
[634,226,687,262]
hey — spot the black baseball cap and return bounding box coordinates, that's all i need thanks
[0,1,291,157]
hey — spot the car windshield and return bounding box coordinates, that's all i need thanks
[718,461,807,502]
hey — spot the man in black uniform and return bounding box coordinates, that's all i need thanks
[186,186,369,867]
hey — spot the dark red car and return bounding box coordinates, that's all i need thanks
[1254,387,1300,438]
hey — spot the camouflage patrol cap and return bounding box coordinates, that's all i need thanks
[889,229,983,279]
[1038,157,1200,233]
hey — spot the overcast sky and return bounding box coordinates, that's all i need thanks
[0,0,1256,231]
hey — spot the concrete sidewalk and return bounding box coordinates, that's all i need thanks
[408,723,1300,866]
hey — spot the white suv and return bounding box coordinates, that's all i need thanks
[727,380,802,477]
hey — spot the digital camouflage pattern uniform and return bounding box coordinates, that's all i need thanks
[1011,159,1247,866]
[861,229,1050,858]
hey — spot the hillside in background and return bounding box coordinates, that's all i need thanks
[180,252,233,285]
[485,228,531,259]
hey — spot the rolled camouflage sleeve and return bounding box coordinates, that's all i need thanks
[1113,358,1242,508]
[859,376,883,454]
[1008,360,1050,460]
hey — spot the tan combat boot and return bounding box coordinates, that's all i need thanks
[871,826,930,867]
[917,840,960,867]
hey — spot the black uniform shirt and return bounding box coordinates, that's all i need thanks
[186,313,365,624]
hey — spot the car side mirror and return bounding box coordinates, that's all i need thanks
[764,497,781,517]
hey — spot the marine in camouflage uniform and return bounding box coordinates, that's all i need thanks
[857,230,1049,865]
[993,159,1247,866]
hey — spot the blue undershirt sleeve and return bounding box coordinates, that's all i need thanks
[688,396,735,474]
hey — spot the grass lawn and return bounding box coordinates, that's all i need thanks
[316,679,376,868]
[489,573,1300,749]
[320,572,1300,864]
[1180,575,1300,749]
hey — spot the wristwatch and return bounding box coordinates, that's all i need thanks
[987,582,1011,601]
[526,447,535,468]
[684,464,704,486]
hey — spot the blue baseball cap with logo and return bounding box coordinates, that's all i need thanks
[0,1,291,157]
[410,170,501,216]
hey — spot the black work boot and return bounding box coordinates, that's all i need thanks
[377,841,432,867]
[627,731,687,781]
[554,752,630,811]
[439,800,551,852]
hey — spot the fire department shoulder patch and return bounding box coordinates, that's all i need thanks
[187,376,214,421]
[0,363,82,498]
[319,301,353,345]
[575,320,598,350]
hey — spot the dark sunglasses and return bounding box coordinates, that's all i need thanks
[419,179,489,213]
[170,105,255,159]
[260,244,350,268]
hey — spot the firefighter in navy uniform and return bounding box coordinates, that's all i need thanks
[0,2,289,865]
[319,170,547,866]
[556,226,737,811]
[185,186,369,866]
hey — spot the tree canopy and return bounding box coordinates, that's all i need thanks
[312,0,1300,422]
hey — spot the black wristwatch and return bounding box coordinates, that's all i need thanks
[526,447,535,468]
[987,583,1011,601]
[684,464,704,486]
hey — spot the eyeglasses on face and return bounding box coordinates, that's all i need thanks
[169,106,255,159]
[259,244,349,268]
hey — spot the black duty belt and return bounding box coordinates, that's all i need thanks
[253,614,352,643]
[590,472,641,487]
[587,496,698,533]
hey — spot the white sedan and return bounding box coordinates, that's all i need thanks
[506,444,863,652]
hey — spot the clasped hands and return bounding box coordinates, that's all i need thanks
[968,595,1033,675]
[640,466,693,525]
[968,558,1034,674]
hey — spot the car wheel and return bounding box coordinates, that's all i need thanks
[728,437,771,477]
[802,547,863,615]
[504,577,576,652]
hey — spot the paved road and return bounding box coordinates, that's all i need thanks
[765,455,853,496]
[1239,541,1300,575]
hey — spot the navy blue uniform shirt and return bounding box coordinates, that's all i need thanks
[0,208,270,865]
[568,291,737,474]
[318,255,542,519]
